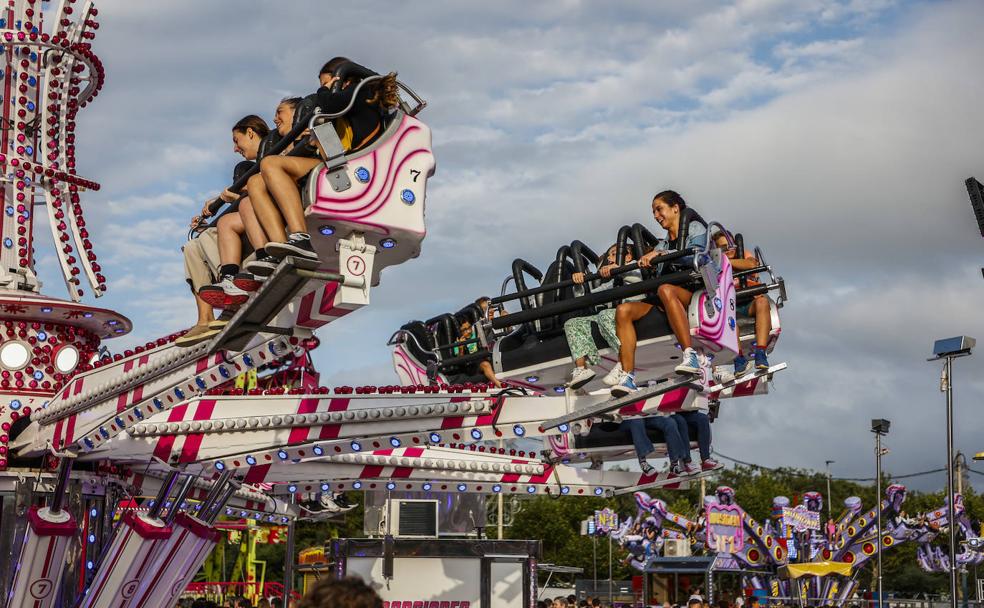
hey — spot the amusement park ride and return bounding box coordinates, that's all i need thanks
[0,1,798,606]
[609,484,984,604]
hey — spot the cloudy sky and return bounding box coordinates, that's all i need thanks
[32,0,984,492]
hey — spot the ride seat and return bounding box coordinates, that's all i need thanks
[496,297,672,375]
[573,419,699,450]
[302,110,436,286]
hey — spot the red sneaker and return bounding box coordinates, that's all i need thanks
[701,458,720,471]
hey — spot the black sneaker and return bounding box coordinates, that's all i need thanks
[266,233,319,262]
[244,254,281,277]
[331,492,356,511]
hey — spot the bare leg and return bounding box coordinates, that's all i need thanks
[752,295,772,347]
[260,155,322,235]
[195,293,214,325]
[614,302,654,373]
[575,356,586,368]
[238,197,269,250]
[247,173,287,244]
[657,284,694,349]
[216,212,244,266]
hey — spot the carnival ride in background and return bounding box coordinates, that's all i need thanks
[608,484,984,605]
[0,1,788,606]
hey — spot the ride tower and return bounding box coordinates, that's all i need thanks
[0,0,129,471]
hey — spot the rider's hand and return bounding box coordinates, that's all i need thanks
[638,251,661,268]
[218,189,238,203]
[599,264,617,278]
[572,272,585,284]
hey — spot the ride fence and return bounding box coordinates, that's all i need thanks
[182,581,302,603]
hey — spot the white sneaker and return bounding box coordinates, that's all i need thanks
[567,367,597,389]
[675,347,700,375]
[602,363,624,386]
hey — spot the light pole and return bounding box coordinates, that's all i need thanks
[825,460,835,523]
[930,336,975,608]
[871,419,890,608]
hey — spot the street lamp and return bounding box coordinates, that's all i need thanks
[871,418,890,608]
[930,336,975,608]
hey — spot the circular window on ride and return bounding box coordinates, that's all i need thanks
[54,345,80,374]
[0,341,31,370]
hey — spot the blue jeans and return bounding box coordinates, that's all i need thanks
[621,417,688,462]
[674,411,711,461]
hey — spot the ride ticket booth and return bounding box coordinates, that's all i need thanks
[331,538,540,607]
[643,555,761,605]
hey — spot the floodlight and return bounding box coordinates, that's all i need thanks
[870,419,891,435]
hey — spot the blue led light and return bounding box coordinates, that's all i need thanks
[353,481,363,489]
[195,377,207,389]
[245,455,257,465]
[553,386,566,394]
[90,508,98,518]
[389,437,401,448]
[88,534,96,543]
[226,508,234,515]
[37,331,46,341]
[400,189,416,205]
[83,312,93,318]
[525,375,539,383]
[321,483,330,491]
[319,225,335,236]
[594,487,604,496]
[386,482,396,490]
[355,167,370,183]
[41,307,51,313]
[240,511,247,517]
[114,416,124,427]
[24,146,32,155]
[277,450,288,460]
[351,440,362,452]
[134,408,144,420]
[243,354,254,367]
[513,424,525,437]
[729,317,736,330]
[27,76,36,86]
[422,482,432,491]
[87,561,94,570]
[153,398,164,409]
[457,483,467,492]
[429,432,441,443]
[380,238,397,249]
[218,366,230,379]
[173,387,185,399]
[4,207,12,217]
[9,400,20,410]
[558,423,570,433]
[99,427,109,439]
[33,370,43,380]
[215,461,225,471]
[26,102,35,112]
[312,445,324,456]
[527,486,536,494]
[288,485,297,493]
[492,484,502,493]
[561,486,570,495]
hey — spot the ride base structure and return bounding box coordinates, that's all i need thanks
[0,2,788,607]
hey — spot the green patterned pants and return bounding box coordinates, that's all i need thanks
[563,308,620,366]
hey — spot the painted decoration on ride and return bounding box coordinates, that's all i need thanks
[594,508,619,535]
[706,503,745,553]
[782,505,821,534]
